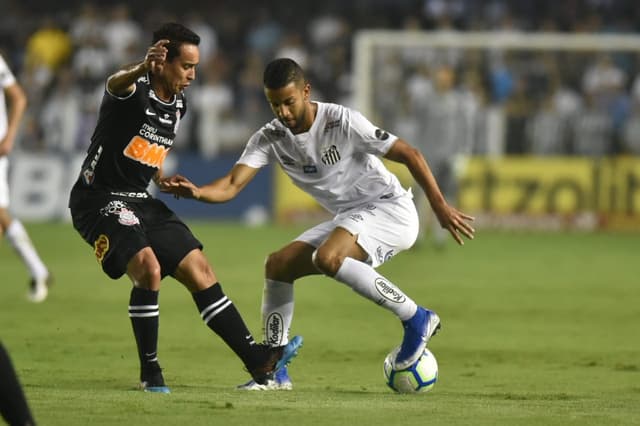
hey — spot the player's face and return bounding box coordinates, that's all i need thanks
[265,81,311,134]
[162,44,199,95]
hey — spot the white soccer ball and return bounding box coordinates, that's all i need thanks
[383,347,438,393]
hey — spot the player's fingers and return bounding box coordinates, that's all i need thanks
[448,227,464,245]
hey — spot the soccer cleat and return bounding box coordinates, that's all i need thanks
[394,307,441,370]
[237,365,293,391]
[139,367,171,394]
[27,275,52,303]
[241,336,303,390]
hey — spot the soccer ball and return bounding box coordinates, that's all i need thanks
[383,347,438,393]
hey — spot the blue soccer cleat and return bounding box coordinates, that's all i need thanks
[139,368,171,394]
[394,307,441,370]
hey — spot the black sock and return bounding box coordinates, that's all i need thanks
[192,283,263,369]
[129,287,160,378]
[0,343,36,426]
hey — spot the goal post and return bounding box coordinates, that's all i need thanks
[352,31,640,230]
[354,30,640,119]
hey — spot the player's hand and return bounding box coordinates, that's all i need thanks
[433,202,475,245]
[158,174,201,200]
[145,39,169,73]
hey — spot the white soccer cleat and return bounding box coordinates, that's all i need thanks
[27,275,51,303]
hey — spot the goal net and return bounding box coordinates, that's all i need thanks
[353,31,640,229]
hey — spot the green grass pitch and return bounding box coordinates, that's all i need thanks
[1,222,638,425]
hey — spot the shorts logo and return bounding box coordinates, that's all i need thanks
[100,200,140,226]
[266,313,284,346]
[374,278,405,303]
[376,246,395,264]
[94,234,110,263]
[123,136,170,168]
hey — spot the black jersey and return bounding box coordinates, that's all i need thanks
[76,74,187,194]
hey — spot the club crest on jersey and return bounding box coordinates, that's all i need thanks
[321,145,341,165]
[94,234,110,263]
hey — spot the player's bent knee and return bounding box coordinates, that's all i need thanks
[312,248,343,277]
[127,249,162,289]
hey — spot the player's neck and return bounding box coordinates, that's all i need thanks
[292,101,317,135]
[150,76,173,102]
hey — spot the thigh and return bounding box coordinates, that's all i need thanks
[334,195,419,267]
[141,199,203,278]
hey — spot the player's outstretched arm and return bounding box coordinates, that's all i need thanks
[106,39,169,97]
[160,163,260,203]
[384,138,475,245]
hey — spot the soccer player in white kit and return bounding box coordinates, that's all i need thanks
[0,54,51,302]
[162,58,475,389]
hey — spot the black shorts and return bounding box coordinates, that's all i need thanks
[69,189,202,280]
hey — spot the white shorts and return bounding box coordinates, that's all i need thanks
[0,156,9,209]
[294,193,419,268]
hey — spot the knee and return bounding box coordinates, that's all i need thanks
[312,247,343,277]
[265,251,289,280]
[128,250,162,290]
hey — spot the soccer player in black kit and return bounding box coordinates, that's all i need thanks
[68,23,302,393]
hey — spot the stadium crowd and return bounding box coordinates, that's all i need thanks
[1,0,640,158]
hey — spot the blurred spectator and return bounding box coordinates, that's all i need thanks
[413,65,474,247]
[570,93,614,156]
[526,94,569,155]
[40,67,81,153]
[102,4,142,66]
[22,18,72,101]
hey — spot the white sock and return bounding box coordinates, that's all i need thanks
[6,220,48,280]
[334,257,417,321]
[262,279,294,346]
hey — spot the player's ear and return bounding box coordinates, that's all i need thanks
[303,82,311,100]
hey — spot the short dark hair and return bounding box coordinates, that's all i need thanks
[152,23,200,62]
[263,58,305,89]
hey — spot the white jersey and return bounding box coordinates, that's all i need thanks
[238,102,408,214]
[0,54,17,140]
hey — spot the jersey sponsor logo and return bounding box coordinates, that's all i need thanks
[266,312,284,346]
[375,128,390,141]
[267,129,286,138]
[94,234,110,263]
[123,135,170,168]
[279,154,296,166]
[374,278,405,303]
[159,113,173,125]
[145,108,156,116]
[324,119,340,132]
[321,145,341,165]
[349,213,364,222]
[81,145,103,186]
[303,165,318,173]
[110,191,149,199]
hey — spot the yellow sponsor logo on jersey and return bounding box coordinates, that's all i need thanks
[123,135,170,168]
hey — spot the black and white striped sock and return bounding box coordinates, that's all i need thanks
[129,287,160,375]
[192,283,264,369]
